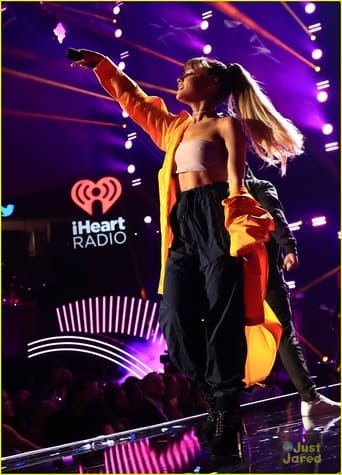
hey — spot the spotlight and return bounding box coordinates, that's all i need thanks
[316,80,330,90]
[321,355,329,363]
[288,220,303,232]
[122,110,129,118]
[131,178,142,187]
[124,140,133,150]
[322,123,333,135]
[316,91,328,102]
[311,216,327,227]
[118,61,126,70]
[203,44,212,55]
[114,28,123,38]
[325,142,339,152]
[304,3,316,14]
[200,20,209,30]
[201,10,213,19]
[312,48,323,60]
[113,3,123,15]
[308,22,322,34]
[314,65,321,72]
[127,164,136,174]
[144,216,152,224]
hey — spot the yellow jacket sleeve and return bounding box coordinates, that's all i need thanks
[93,58,175,151]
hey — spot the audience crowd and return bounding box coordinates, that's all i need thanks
[2,366,208,457]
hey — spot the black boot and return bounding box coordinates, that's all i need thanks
[201,391,217,442]
[209,407,244,460]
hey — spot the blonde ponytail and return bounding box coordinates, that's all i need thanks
[227,63,304,175]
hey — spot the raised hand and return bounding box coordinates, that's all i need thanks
[66,48,105,69]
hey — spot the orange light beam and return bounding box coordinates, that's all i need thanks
[46,2,113,23]
[3,67,113,101]
[212,2,317,70]
[139,81,176,95]
[119,37,184,67]
[296,332,324,359]
[4,67,176,98]
[292,266,340,296]
[4,109,124,128]
[281,2,311,37]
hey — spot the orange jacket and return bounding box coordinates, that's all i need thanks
[94,58,282,386]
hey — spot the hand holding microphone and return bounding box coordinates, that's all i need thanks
[66,48,105,69]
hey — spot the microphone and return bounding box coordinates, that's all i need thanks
[65,48,83,61]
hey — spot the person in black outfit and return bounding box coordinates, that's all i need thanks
[244,165,340,417]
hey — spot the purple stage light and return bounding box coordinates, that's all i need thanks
[322,123,333,135]
[203,44,212,55]
[305,3,316,14]
[288,220,303,232]
[312,48,323,60]
[200,20,209,30]
[316,90,328,102]
[311,216,327,227]
[325,142,339,152]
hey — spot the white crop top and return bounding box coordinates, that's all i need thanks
[174,139,227,174]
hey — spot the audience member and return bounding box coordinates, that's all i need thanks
[131,372,168,427]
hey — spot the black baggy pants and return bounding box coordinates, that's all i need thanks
[159,183,247,409]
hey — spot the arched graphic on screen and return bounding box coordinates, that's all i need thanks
[27,296,166,376]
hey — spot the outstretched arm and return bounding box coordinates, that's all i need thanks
[68,48,176,151]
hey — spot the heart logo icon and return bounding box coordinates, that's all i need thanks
[71,177,122,216]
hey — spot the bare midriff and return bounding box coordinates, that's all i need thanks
[176,170,228,192]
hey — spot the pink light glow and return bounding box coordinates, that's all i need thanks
[140,300,149,338]
[88,298,94,334]
[82,299,88,333]
[133,441,147,473]
[140,439,154,473]
[114,445,124,473]
[121,296,128,333]
[127,297,135,335]
[76,300,82,332]
[102,296,106,333]
[69,303,76,332]
[108,296,113,332]
[95,297,100,333]
[133,299,142,336]
[146,302,157,340]
[62,305,70,332]
[166,445,176,472]
[127,442,139,473]
[56,308,64,332]
[115,296,121,333]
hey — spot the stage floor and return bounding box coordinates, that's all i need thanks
[2,384,340,473]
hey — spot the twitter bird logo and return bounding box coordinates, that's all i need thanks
[2,204,15,217]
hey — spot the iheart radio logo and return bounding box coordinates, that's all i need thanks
[71,177,122,216]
